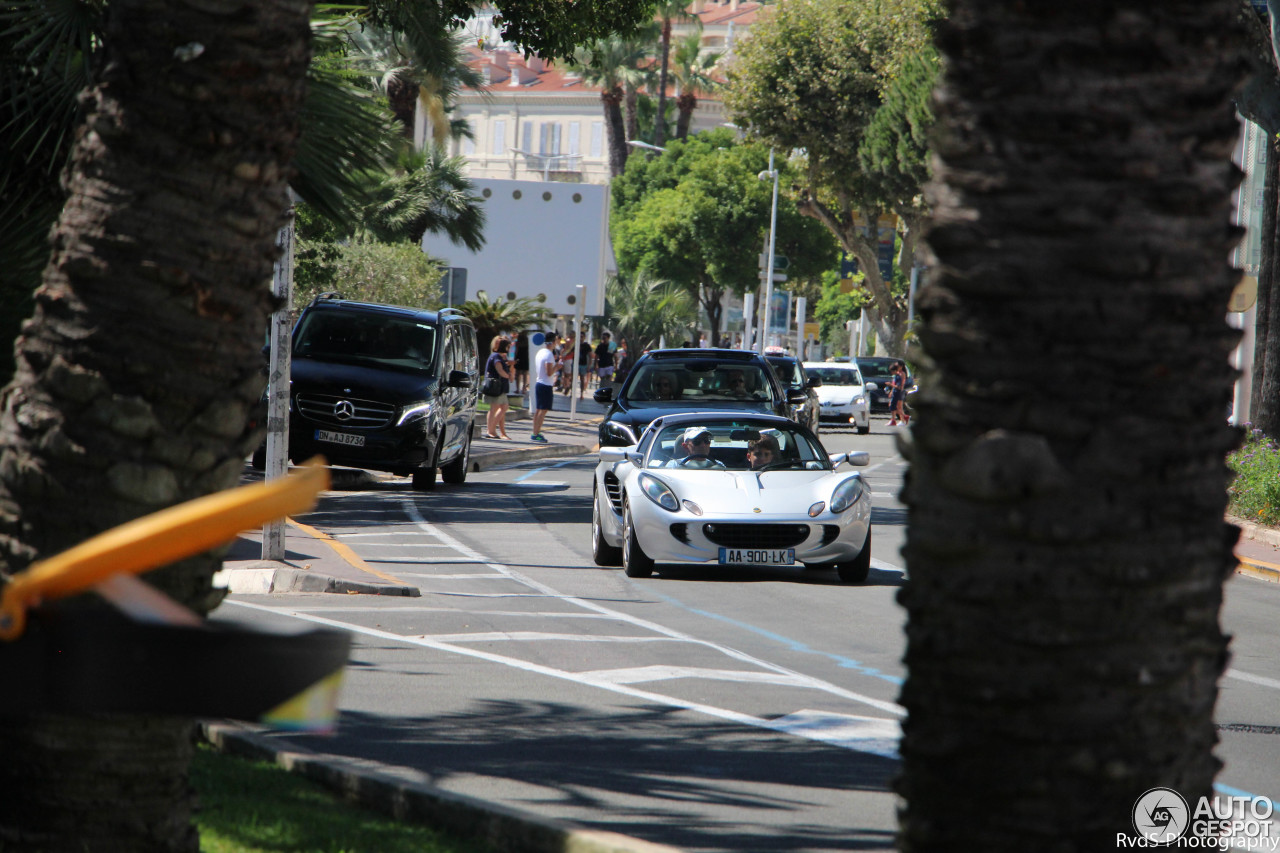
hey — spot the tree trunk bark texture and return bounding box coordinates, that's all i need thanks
[603,89,627,177]
[1251,135,1280,434]
[0,0,312,848]
[654,23,671,150]
[901,3,1246,850]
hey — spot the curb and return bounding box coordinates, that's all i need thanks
[1230,515,1280,584]
[470,440,599,472]
[200,721,683,853]
[213,563,422,597]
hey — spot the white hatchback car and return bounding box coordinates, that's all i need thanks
[803,363,871,434]
[591,412,874,583]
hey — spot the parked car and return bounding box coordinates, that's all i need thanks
[593,348,801,446]
[256,293,479,490]
[803,362,871,434]
[765,354,821,433]
[590,412,874,582]
[855,357,913,413]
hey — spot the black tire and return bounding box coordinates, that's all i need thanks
[591,484,623,567]
[412,467,437,490]
[621,500,654,578]
[441,429,470,484]
[250,445,266,470]
[857,425,870,435]
[834,528,872,583]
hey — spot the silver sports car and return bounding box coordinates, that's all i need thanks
[590,412,874,582]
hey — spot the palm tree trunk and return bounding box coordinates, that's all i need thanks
[0,0,312,847]
[1251,135,1279,433]
[654,22,672,149]
[676,92,696,141]
[625,82,641,156]
[603,88,627,177]
[899,2,1246,849]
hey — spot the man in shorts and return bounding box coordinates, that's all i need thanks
[595,331,615,387]
[531,332,560,442]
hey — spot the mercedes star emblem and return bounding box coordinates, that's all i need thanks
[333,400,355,421]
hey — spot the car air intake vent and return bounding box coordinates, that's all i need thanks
[603,471,624,513]
[820,525,840,546]
[296,393,395,429]
[702,523,811,550]
[669,523,690,544]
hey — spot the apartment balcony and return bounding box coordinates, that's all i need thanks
[509,149,584,182]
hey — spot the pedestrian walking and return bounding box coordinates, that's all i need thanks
[595,331,615,388]
[514,332,529,394]
[577,336,593,398]
[483,335,513,439]
[888,361,910,427]
[530,332,560,442]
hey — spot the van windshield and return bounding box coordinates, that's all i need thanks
[292,311,437,375]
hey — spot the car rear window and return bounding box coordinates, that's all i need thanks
[625,363,777,403]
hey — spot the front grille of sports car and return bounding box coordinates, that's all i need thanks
[603,471,624,513]
[701,523,811,550]
[669,523,690,544]
[820,525,841,546]
[296,393,395,429]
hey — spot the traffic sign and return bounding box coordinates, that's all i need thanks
[771,272,787,283]
[757,254,790,272]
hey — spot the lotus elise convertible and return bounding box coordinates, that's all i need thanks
[590,412,874,582]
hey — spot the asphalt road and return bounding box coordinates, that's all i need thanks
[211,417,1280,851]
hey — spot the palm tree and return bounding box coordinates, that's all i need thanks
[347,25,483,144]
[652,0,695,150]
[355,146,486,250]
[606,273,697,353]
[617,27,659,155]
[897,2,1247,848]
[669,31,721,141]
[572,36,641,177]
[457,291,551,348]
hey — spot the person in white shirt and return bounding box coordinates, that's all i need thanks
[531,332,560,442]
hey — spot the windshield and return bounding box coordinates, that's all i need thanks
[856,360,894,380]
[293,311,438,375]
[625,362,777,404]
[644,421,828,472]
[766,358,803,389]
[807,366,864,386]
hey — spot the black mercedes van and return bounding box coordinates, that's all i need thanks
[273,294,478,490]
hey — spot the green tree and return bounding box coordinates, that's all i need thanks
[354,146,486,250]
[606,273,697,353]
[456,291,551,349]
[723,0,940,356]
[0,0,655,846]
[295,239,445,310]
[572,34,649,177]
[611,129,838,349]
[899,2,1247,848]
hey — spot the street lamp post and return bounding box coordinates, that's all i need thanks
[758,150,779,354]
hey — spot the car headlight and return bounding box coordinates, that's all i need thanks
[830,477,866,514]
[396,401,433,425]
[854,395,865,406]
[638,473,680,512]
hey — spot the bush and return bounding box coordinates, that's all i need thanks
[1227,427,1280,526]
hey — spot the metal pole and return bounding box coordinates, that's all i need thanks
[742,293,754,350]
[571,285,585,420]
[262,199,296,561]
[759,149,779,354]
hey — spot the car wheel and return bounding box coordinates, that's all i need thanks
[857,425,870,435]
[250,446,266,470]
[592,484,623,567]
[621,499,654,578]
[441,429,470,484]
[834,528,872,583]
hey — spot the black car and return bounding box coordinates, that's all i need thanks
[855,357,913,413]
[765,354,821,434]
[593,348,803,446]
[259,294,479,490]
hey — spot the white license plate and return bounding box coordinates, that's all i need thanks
[718,548,795,566]
[315,429,365,447]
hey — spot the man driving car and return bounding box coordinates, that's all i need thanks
[667,427,726,469]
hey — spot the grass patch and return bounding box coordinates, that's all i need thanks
[1228,427,1280,526]
[192,743,494,853]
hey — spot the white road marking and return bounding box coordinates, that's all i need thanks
[414,632,689,644]
[771,710,901,758]
[581,665,815,688]
[1227,668,1280,690]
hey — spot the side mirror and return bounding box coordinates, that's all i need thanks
[447,369,471,388]
[787,389,809,405]
[846,451,870,467]
[599,447,629,463]
[807,376,822,388]
[593,387,614,404]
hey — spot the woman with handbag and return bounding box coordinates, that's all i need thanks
[483,335,513,439]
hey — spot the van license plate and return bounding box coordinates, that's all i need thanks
[316,430,364,447]
[718,548,795,566]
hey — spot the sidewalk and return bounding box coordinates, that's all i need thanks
[1231,515,1280,584]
